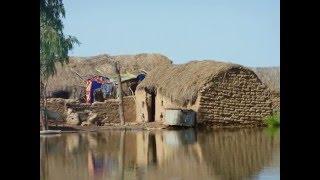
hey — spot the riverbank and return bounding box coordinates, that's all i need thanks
[44,121,169,132]
[42,120,269,133]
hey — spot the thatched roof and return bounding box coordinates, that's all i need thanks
[137,60,252,105]
[46,53,172,92]
[251,67,280,93]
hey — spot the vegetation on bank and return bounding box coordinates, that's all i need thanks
[264,112,280,128]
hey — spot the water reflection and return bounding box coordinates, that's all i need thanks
[40,128,279,180]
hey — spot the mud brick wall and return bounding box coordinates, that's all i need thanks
[198,68,272,126]
[91,96,136,123]
[46,98,67,118]
[66,103,91,112]
[46,96,136,123]
[270,92,280,113]
[46,99,90,120]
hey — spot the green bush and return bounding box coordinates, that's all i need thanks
[264,112,280,128]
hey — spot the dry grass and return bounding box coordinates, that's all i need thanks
[251,67,280,93]
[137,60,254,105]
[46,53,172,93]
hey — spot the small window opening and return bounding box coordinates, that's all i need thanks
[161,100,164,106]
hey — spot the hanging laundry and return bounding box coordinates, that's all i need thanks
[101,83,114,98]
[137,73,146,81]
[85,75,109,103]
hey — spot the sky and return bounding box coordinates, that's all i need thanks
[62,0,279,67]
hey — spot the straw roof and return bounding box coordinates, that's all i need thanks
[137,60,253,105]
[251,67,280,93]
[46,53,172,92]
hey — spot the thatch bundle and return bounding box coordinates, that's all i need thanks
[137,60,255,105]
[46,53,172,93]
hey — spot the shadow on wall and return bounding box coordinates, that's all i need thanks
[51,90,70,99]
[49,86,86,101]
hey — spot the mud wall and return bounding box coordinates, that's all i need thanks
[135,90,152,122]
[154,93,199,123]
[135,89,199,123]
[90,96,136,123]
[46,98,68,119]
[198,68,272,126]
[46,96,136,123]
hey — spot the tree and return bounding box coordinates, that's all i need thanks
[40,0,79,130]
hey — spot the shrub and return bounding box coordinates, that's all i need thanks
[264,112,280,128]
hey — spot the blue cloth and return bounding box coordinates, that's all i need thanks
[137,74,146,81]
[101,83,113,98]
[90,81,102,103]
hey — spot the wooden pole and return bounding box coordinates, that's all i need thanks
[114,61,125,125]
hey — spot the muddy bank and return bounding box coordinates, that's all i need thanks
[43,121,169,132]
[42,121,269,133]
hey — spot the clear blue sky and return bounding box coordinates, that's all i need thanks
[63,0,279,67]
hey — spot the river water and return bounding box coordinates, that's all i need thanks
[40,128,279,180]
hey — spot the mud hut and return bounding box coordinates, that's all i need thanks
[135,60,272,126]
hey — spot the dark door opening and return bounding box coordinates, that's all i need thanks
[146,91,156,122]
[150,92,156,122]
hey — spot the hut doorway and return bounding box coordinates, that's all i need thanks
[146,91,156,122]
